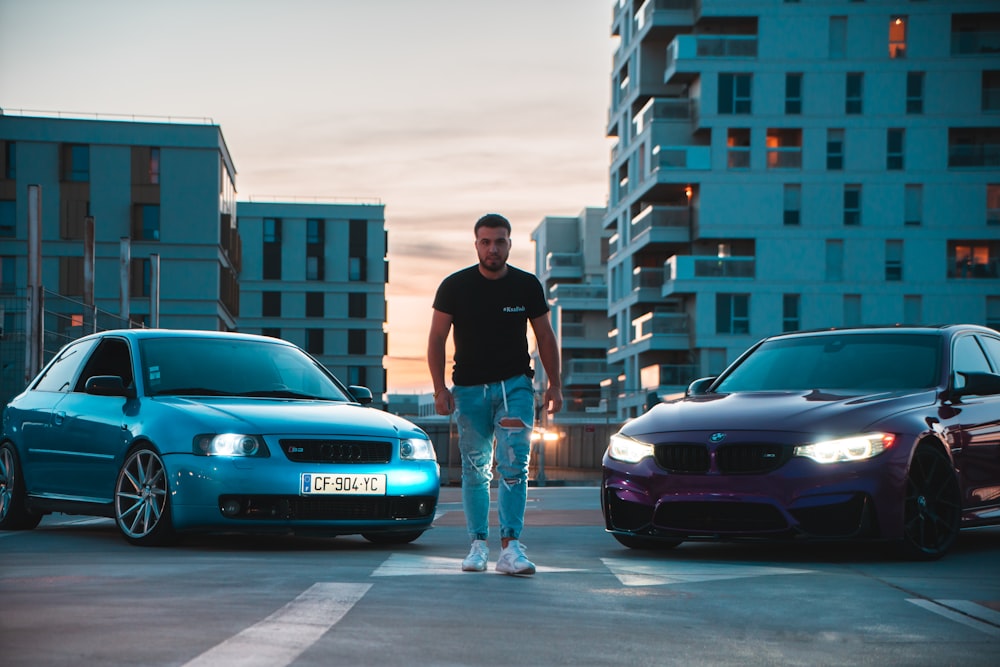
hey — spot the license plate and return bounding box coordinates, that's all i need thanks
[300,473,386,496]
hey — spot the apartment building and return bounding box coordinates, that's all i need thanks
[237,200,389,408]
[531,207,616,423]
[605,0,1000,418]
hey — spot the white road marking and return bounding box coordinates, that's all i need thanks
[371,553,585,576]
[602,557,812,586]
[181,582,371,667]
[907,599,1000,637]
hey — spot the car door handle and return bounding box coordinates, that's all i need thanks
[53,411,66,426]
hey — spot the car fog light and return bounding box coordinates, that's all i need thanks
[417,501,431,516]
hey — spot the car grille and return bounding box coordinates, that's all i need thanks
[279,439,393,464]
[654,501,788,532]
[219,494,436,521]
[653,442,789,474]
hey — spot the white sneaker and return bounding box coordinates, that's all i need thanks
[461,540,489,572]
[495,540,536,575]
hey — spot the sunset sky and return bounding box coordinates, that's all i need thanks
[0,0,613,392]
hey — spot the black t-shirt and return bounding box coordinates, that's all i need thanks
[433,265,549,386]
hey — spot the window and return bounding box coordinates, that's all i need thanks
[907,72,925,114]
[951,241,999,278]
[0,255,15,294]
[988,185,1000,225]
[785,73,802,114]
[783,184,801,226]
[307,218,324,245]
[306,255,324,281]
[62,144,90,182]
[904,295,922,325]
[349,257,366,282]
[306,292,324,318]
[727,128,750,169]
[829,16,847,59]
[826,240,844,281]
[263,218,282,280]
[827,129,844,170]
[348,292,367,318]
[949,127,1000,168]
[844,185,862,226]
[0,200,14,237]
[716,294,749,334]
[2,141,14,179]
[886,240,903,281]
[843,295,862,327]
[261,327,281,340]
[130,258,151,297]
[348,329,367,355]
[262,291,281,317]
[782,294,800,332]
[348,366,367,387]
[984,71,1000,113]
[60,198,89,240]
[306,329,324,355]
[889,16,907,58]
[905,184,923,226]
[349,219,369,282]
[149,147,160,184]
[887,129,905,170]
[766,129,802,169]
[133,204,160,240]
[59,256,84,296]
[718,73,752,114]
[846,73,863,114]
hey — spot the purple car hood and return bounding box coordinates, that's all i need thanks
[624,389,939,439]
[153,396,422,438]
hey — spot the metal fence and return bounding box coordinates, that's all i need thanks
[1,289,138,406]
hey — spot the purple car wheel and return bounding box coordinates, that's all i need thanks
[901,444,961,560]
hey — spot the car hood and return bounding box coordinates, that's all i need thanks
[151,397,424,438]
[624,389,939,439]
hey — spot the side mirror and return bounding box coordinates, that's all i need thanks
[686,377,717,397]
[954,371,1000,398]
[85,375,136,399]
[348,385,374,405]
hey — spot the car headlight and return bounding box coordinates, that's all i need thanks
[608,433,655,463]
[193,433,269,457]
[793,432,895,464]
[400,436,436,461]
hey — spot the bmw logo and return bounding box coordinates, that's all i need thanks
[710,432,727,443]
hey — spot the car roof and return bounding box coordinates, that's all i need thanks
[75,329,294,346]
[764,324,996,342]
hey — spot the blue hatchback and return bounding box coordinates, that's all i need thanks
[1,329,439,546]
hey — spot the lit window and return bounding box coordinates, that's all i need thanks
[727,128,750,169]
[889,16,907,59]
[766,128,802,169]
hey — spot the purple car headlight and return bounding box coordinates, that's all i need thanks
[193,433,269,457]
[794,432,895,464]
[608,433,654,463]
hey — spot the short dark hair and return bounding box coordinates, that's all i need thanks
[474,213,511,235]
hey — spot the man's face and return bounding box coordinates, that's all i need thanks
[475,226,511,273]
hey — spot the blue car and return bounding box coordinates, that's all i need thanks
[1,329,439,546]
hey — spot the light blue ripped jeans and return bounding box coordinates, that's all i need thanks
[452,373,535,541]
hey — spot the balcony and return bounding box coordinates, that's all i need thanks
[948,143,1000,168]
[543,252,583,280]
[549,283,607,311]
[630,205,691,249]
[634,98,695,135]
[630,311,690,352]
[951,30,1000,56]
[632,266,665,301]
[564,359,612,387]
[652,144,711,171]
[634,0,695,39]
[665,34,758,83]
[662,255,755,296]
[648,363,700,388]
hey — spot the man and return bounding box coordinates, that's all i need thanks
[427,213,562,575]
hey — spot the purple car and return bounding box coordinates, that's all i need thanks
[602,324,1000,560]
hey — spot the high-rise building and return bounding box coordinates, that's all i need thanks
[605,0,1000,419]
[237,200,389,408]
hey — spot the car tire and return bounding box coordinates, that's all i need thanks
[612,533,682,550]
[114,446,177,546]
[362,530,424,545]
[0,442,43,531]
[899,443,961,561]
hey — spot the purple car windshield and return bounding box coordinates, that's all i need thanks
[714,333,942,393]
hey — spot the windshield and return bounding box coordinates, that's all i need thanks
[714,333,942,393]
[139,337,353,400]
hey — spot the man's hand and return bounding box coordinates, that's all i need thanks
[434,388,455,416]
[543,385,563,414]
